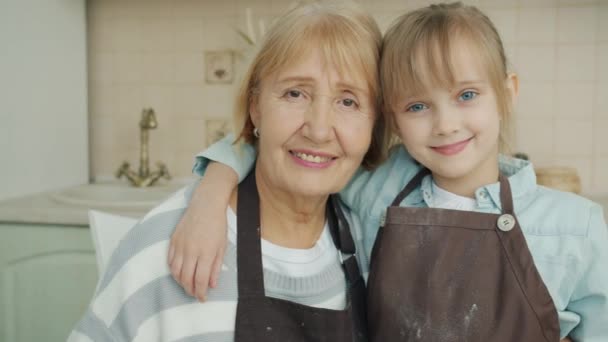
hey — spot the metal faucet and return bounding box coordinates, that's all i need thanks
[116,108,171,187]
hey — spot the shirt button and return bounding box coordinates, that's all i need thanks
[497,214,516,232]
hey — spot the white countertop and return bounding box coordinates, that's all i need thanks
[0,181,186,226]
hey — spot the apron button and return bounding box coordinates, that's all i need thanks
[497,214,516,231]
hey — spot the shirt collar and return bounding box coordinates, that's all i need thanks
[417,155,537,211]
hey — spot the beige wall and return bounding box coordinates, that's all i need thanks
[87,0,608,194]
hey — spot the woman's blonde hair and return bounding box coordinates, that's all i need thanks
[232,1,387,169]
[381,2,514,152]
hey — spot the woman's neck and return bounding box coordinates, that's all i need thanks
[229,169,328,249]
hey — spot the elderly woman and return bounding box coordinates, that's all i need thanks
[68,2,385,341]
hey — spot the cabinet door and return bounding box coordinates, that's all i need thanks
[0,224,98,342]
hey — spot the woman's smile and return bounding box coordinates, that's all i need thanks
[289,149,337,168]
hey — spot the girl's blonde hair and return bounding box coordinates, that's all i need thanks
[381,2,514,152]
[232,1,388,169]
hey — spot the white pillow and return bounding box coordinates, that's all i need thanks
[88,210,138,276]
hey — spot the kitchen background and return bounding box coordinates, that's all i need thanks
[0,0,607,341]
[86,0,607,192]
[87,0,608,193]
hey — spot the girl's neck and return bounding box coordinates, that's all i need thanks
[229,169,328,249]
[432,153,500,198]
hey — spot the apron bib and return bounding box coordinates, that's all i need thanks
[234,171,368,342]
[367,169,560,341]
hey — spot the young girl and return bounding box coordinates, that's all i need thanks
[169,2,608,341]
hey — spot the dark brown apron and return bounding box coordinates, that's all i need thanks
[367,169,560,341]
[234,170,368,342]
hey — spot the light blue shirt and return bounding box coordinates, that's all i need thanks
[194,134,608,341]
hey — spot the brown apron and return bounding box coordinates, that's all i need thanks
[367,169,560,341]
[234,170,368,342]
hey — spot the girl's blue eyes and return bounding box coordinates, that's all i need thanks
[459,91,477,101]
[406,91,478,112]
[407,103,428,112]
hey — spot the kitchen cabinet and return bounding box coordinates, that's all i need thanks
[0,223,97,342]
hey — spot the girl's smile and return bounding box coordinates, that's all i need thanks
[430,136,474,156]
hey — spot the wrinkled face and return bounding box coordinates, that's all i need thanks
[251,50,375,199]
[392,47,510,184]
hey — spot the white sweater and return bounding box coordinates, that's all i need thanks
[68,182,368,342]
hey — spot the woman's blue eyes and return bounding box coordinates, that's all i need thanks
[459,91,477,101]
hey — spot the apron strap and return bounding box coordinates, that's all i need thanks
[236,171,265,298]
[499,173,515,214]
[391,168,430,207]
[328,195,363,284]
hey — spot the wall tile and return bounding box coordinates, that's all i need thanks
[137,0,172,19]
[597,84,608,118]
[110,17,143,52]
[557,0,599,6]
[554,119,594,156]
[526,154,555,168]
[555,82,594,119]
[515,119,554,156]
[86,0,606,186]
[485,9,518,44]
[114,85,144,123]
[200,0,238,18]
[504,42,518,69]
[592,157,608,194]
[141,17,175,53]
[174,18,205,52]
[515,82,555,119]
[176,118,207,153]
[87,18,115,53]
[171,0,207,18]
[142,86,174,122]
[364,1,414,14]
[593,120,608,156]
[174,52,206,83]
[89,83,115,118]
[517,8,556,43]
[517,45,556,81]
[557,7,597,44]
[370,11,402,33]
[91,145,122,182]
[557,45,595,81]
[202,84,238,118]
[203,17,240,50]
[142,53,175,83]
[113,52,144,83]
[113,111,140,152]
[90,116,114,151]
[599,4,608,43]
[89,52,114,84]
[520,0,556,7]
[599,44,608,83]
[173,85,206,119]
[478,0,518,8]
